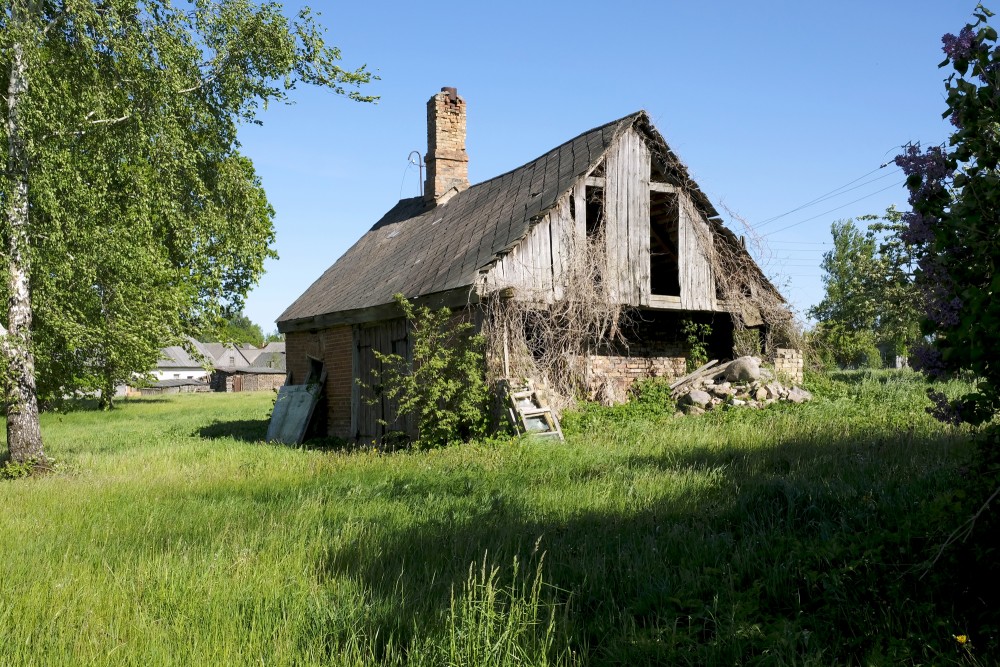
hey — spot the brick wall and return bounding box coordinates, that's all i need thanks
[425,87,469,200]
[588,342,687,402]
[773,347,804,385]
[286,325,354,439]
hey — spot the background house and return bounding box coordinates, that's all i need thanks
[151,339,212,382]
[278,88,792,441]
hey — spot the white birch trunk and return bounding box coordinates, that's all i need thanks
[3,0,45,462]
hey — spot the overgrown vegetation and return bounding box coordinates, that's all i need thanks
[1,1,376,462]
[894,4,1000,427]
[0,372,994,664]
[680,319,711,371]
[482,225,626,410]
[371,294,489,448]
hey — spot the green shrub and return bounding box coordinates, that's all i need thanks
[561,377,676,431]
[370,294,489,449]
[1,457,43,480]
[681,319,712,371]
[808,322,882,369]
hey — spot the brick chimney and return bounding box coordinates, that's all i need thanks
[424,87,469,202]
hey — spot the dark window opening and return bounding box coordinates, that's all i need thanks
[650,191,680,296]
[585,186,604,238]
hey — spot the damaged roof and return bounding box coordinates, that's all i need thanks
[278,111,726,330]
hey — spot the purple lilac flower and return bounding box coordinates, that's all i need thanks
[926,388,963,425]
[910,343,948,379]
[900,210,935,245]
[942,26,978,61]
[894,144,951,206]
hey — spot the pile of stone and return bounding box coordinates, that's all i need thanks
[671,356,812,416]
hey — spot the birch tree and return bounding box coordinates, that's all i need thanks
[1,0,375,461]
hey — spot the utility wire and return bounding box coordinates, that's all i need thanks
[762,180,905,237]
[754,162,896,229]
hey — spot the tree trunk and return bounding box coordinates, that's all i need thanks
[99,371,115,411]
[4,0,45,463]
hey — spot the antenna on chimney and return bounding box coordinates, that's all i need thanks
[408,151,425,197]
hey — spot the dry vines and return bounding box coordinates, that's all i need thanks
[481,222,627,411]
[479,138,802,411]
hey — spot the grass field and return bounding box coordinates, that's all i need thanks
[0,370,992,665]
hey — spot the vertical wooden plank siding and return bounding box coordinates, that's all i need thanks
[603,128,651,305]
[678,192,717,310]
[636,136,652,306]
[537,217,553,300]
[551,196,571,300]
[573,181,587,243]
[603,135,622,303]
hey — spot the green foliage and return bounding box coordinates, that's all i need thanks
[561,377,676,431]
[1,1,376,450]
[808,321,883,369]
[681,319,712,371]
[808,212,920,367]
[371,295,489,448]
[0,375,989,664]
[211,311,266,347]
[0,457,39,480]
[896,5,1000,423]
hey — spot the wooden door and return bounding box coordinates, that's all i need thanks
[356,318,411,442]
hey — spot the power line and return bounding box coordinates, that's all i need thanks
[755,165,901,229]
[762,180,905,237]
[766,240,831,246]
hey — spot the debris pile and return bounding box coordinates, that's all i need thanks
[669,357,812,416]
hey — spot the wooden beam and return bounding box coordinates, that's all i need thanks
[649,182,678,193]
[585,176,606,188]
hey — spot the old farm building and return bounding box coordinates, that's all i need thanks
[277,88,791,441]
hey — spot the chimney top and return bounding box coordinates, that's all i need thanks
[424,87,469,203]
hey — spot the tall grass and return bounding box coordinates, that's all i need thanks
[0,371,988,664]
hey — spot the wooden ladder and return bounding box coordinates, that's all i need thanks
[501,379,564,441]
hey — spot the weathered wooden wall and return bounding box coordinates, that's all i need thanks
[604,127,651,306]
[482,126,717,312]
[678,192,717,311]
[482,194,575,302]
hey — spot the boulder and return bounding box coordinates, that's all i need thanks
[725,356,761,383]
[711,384,734,398]
[754,388,768,402]
[786,387,813,404]
[682,389,713,408]
[685,405,706,416]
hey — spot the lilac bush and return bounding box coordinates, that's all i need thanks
[898,4,1000,424]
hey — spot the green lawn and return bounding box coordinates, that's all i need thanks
[0,372,990,665]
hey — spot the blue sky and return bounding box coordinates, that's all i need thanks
[237,1,977,331]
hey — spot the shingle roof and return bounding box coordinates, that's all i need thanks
[279,113,649,326]
[251,351,286,371]
[202,343,254,368]
[278,111,729,328]
[157,338,211,369]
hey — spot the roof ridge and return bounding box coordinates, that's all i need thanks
[464,111,644,192]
